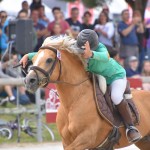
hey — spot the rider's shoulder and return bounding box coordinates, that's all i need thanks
[94,43,108,52]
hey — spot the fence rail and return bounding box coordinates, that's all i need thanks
[0,78,24,86]
[0,77,150,86]
[0,78,43,142]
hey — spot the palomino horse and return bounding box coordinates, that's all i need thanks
[25,36,150,150]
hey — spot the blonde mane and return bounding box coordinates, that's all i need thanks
[42,35,80,54]
[42,35,87,66]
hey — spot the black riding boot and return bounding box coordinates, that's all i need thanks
[116,99,142,143]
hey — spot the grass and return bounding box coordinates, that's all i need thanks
[0,102,61,144]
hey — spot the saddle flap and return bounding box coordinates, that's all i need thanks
[92,74,140,127]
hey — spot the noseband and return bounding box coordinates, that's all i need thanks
[29,46,61,87]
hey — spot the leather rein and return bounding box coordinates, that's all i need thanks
[29,46,90,87]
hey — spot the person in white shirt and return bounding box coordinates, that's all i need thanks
[94,11,115,49]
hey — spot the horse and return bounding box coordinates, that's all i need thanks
[25,35,150,150]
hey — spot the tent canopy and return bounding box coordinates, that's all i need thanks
[0,0,53,20]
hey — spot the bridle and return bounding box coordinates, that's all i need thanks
[29,46,90,88]
[29,46,61,87]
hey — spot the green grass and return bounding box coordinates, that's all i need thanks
[0,103,61,144]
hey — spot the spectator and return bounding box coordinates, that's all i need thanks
[0,85,16,105]
[30,0,42,11]
[141,60,150,91]
[66,7,82,38]
[0,14,2,54]
[1,54,31,105]
[0,60,16,105]
[145,18,150,59]
[142,60,150,76]
[31,9,46,51]
[38,5,49,27]
[52,23,62,36]
[0,11,9,55]
[0,60,15,105]
[125,56,140,78]
[47,7,71,36]
[94,5,111,26]
[118,9,143,60]
[133,10,145,69]
[17,10,28,19]
[94,11,114,50]
[21,1,30,16]
[81,11,93,30]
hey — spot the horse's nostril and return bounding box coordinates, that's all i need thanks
[29,78,36,84]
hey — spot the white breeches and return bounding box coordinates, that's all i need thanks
[110,77,127,105]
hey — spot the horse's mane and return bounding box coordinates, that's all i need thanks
[42,35,87,67]
[42,35,81,54]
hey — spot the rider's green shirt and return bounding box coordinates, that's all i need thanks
[28,52,37,60]
[87,43,126,85]
[27,43,126,85]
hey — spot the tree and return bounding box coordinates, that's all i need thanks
[63,0,148,18]
[61,0,112,8]
[125,0,148,19]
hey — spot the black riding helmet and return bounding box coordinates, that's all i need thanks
[75,29,99,51]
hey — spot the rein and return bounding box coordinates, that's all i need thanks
[29,46,90,87]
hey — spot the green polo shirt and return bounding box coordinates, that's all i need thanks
[87,43,126,85]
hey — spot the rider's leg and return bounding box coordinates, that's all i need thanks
[110,77,141,143]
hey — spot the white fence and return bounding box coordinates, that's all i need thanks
[0,78,43,142]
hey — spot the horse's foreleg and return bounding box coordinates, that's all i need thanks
[65,131,95,150]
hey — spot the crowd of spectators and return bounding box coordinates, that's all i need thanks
[0,0,150,106]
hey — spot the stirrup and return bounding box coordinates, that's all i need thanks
[126,126,142,143]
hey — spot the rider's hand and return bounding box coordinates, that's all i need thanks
[19,54,28,68]
[82,41,93,59]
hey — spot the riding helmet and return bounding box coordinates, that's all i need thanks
[75,29,99,51]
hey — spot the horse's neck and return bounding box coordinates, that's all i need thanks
[56,51,89,109]
[60,52,87,81]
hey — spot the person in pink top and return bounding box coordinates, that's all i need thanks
[47,7,71,35]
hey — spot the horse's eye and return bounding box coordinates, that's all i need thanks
[46,58,52,64]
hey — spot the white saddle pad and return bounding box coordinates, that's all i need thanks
[96,75,107,95]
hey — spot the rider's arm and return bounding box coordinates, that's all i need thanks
[28,52,37,60]
[90,43,110,62]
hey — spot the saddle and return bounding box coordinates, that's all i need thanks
[92,74,140,127]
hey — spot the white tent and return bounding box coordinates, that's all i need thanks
[0,0,53,20]
[109,0,128,14]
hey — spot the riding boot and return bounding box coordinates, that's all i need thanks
[116,99,142,143]
[124,81,133,100]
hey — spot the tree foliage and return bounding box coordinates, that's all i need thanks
[62,0,148,18]
[125,0,148,18]
[61,0,112,8]
[81,0,111,8]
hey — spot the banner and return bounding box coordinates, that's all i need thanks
[45,84,60,123]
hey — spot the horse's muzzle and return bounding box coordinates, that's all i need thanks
[25,74,39,93]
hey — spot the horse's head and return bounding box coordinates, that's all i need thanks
[25,46,61,93]
[25,35,84,93]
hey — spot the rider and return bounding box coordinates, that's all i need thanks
[20,29,141,143]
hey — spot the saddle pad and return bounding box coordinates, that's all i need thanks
[92,74,140,127]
